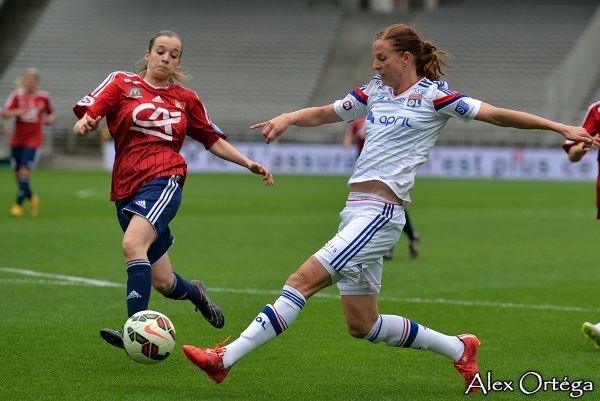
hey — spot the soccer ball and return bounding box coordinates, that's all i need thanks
[122,310,176,364]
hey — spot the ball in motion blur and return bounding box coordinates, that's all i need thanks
[122,310,176,364]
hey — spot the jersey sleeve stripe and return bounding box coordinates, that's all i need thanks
[350,87,368,105]
[91,71,138,98]
[433,92,465,111]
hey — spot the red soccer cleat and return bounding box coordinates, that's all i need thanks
[453,334,481,393]
[182,337,230,384]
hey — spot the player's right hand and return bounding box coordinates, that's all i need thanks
[250,113,292,144]
[74,114,102,137]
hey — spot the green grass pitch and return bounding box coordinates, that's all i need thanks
[1,169,599,400]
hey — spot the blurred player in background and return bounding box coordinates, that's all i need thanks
[342,116,366,156]
[73,30,274,352]
[561,100,600,348]
[2,68,55,217]
[343,117,420,259]
[182,24,592,393]
[1,117,8,147]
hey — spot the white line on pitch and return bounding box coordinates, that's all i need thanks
[208,287,600,313]
[2,267,598,313]
[76,189,107,199]
[0,267,122,287]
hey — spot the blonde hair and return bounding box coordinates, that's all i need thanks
[135,30,189,84]
[17,67,40,88]
[375,24,453,81]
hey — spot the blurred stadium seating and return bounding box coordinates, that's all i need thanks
[0,0,598,164]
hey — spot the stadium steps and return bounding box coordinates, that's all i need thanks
[0,0,343,151]
[406,0,599,147]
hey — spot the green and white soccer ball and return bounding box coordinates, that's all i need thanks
[122,310,176,364]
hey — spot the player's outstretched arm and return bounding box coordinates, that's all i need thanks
[475,102,593,147]
[73,113,102,137]
[251,104,342,144]
[208,138,274,186]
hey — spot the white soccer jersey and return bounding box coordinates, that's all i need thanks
[334,75,482,202]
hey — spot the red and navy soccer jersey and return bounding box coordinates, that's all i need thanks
[73,71,226,201]
[2,88,54,148]
[562,101,600,218]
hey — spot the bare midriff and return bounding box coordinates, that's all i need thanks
[349,180,404,204]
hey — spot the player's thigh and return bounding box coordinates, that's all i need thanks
[123,214,156,253]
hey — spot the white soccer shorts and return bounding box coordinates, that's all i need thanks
[314,192,405,295]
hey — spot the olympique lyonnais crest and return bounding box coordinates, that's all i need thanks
[407,94,422,108]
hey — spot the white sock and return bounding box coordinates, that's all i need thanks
[222,285,306,369]
[364,314,465,361]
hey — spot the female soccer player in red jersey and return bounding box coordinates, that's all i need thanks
[2,68,56,217]
[561,100,600,348]
[73,30,274,351]
[182,23,592,393]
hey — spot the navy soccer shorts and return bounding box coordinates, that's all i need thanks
[11,146,40,171]
[115,175,182,264]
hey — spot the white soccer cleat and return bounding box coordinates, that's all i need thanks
[582,322,600,348]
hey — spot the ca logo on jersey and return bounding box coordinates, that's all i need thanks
[131,103,181,140]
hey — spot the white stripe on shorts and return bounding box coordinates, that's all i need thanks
[146,176,180,224]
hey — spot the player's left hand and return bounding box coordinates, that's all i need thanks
[248,162,274,186]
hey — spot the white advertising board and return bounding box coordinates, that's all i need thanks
[103,142,597,181]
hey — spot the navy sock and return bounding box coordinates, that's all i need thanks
[403,210,416,240]
[163,272,202,306]
[126,259,152,317]
[17,177,31,204]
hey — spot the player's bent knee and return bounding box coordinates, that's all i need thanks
[121,237,145,259]
[153,277,172,293]
[284,257,332,298]
[17,168,31,177]
[285,271,305,288]
[347,323,371,339]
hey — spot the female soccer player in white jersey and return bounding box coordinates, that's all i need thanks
[72,30,274,352]
[182,24,592,393]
